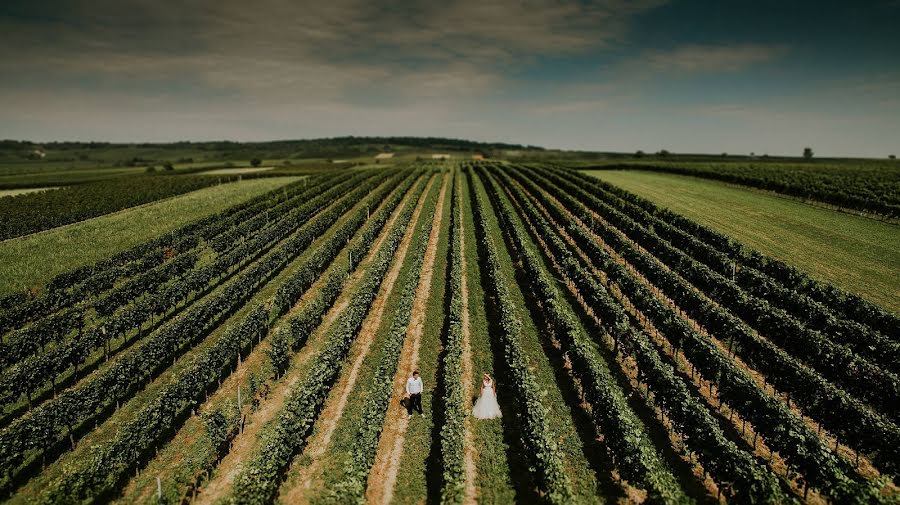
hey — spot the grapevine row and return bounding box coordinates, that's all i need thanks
[526,166,900,425]
[0,172,373,412]
[34,171,414,504]
[483,166,697,503]
[561,167,900,338]
[227,171,435,505]
[437,173,468,505]
[466,168,576,504]
[0,171,390,494]
[325,172,441,503]
[543,165,898,371]
[509,166,887,501]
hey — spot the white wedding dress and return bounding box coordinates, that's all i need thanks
[472,379,502,419]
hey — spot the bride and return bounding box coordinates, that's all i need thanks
[472,373,502,419]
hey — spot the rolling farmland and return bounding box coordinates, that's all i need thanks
[0,161,897,505]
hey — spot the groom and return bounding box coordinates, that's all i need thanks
[405,371,423,418]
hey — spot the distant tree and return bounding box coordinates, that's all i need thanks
[890,154,896,160]
[145,166,157,173]
[163,162,174,171]
[635,150,645,158]
[721,152,728,158]
[750,152,756,157]
[803,147,814,159]
[658,149,670,157]
[250,158,262,167]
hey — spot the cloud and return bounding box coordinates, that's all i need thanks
[642,44,787,73]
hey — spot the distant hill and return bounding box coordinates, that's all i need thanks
[0,137,540,165]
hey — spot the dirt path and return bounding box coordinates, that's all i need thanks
[365,173,449,505]
[457,174,479,505]
[119,178,406,504]
[193,175,429,505]
[277,175,437,503]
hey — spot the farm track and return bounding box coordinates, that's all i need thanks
[276,173,439,503]
[192,172,434,505]
[115,173,416,504]
[365,172,448,505]
[5,172,392,503]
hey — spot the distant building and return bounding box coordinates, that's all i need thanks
[431,154,451,160]
[472,154,484,160]
[375,153,394,159]
[31,150,46,159]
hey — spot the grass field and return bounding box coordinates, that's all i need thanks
[0,176,297,295]
[587,169,900,312]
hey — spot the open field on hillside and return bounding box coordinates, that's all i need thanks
[587,170,900,311]
[0,162,896,505]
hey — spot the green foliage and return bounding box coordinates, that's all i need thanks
[467,167,576,504]
[0,174,254,240]
[580,159,900,218]
[0,171,394,496]
[438,173,468,505]
[267,329,291,378]
[520,164,891,502]
[227,171,429,505]
[483,166,690,504]
[323,170,440,504]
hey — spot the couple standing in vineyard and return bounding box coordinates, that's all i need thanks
[404,372,502,420]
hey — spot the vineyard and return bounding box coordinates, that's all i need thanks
[0,162,897,505]
[580,161,900,219]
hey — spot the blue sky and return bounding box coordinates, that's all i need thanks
[1,0,898,156]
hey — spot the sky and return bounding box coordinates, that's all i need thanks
[1,0,899,156]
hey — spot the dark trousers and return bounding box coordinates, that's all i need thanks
[406,393,422,415]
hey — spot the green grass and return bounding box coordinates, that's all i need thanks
[459,172,517,504]
[276,174,434,501]
[586,170,900,312]
[471,172,604,502]
[392,173,451,504]
[114,177,408,504]
[0,177,297,296]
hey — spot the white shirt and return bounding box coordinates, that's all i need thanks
[406,377,423,395]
